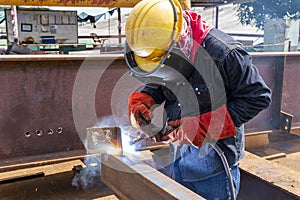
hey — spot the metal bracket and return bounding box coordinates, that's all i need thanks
[280,111,294,133]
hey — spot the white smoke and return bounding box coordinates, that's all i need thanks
[71,115,140,190]
[71,156,101,191]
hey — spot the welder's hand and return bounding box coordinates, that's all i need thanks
[128,92,155,129]
[161,105,236,147]
[150,125,175,143]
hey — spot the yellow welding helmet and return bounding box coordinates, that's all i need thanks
[26,36,34,44]
[125,0,183,73]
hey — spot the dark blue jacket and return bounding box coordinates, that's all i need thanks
[141,28,272,180]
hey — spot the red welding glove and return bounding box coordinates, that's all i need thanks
[128,92,156,129]
[161,105,236,148]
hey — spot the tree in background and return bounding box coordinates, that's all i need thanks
[236,0,300,30]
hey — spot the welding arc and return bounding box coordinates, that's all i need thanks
[129,133,146,145]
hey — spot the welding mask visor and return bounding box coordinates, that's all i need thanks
[125,41,195,82]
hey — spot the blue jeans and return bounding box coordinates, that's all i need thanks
[174,160,240,200]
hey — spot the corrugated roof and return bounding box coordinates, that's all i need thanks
[0,0,255,8]
[191,0,253,7]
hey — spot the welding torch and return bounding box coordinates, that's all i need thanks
[130,117,173,145]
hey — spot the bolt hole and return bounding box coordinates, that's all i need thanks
[24,131,31,138]
[47,129,54,135]
[57,127,63,134]
[36,130,43,136]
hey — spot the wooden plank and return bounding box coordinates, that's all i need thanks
[263,153,286,160]
[93,195,119,200]
[101,153,204,200]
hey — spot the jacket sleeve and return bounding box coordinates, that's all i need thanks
[140,83,166,105]
[224,48,272,127]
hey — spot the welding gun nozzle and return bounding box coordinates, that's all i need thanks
[129,135,143,145]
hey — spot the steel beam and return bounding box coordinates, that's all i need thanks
[101,153,204,200]
[102,150,300,200]
[0,55,127,163]
[1,52,300,174]
[239,151,300,200]
[0,159,117,199]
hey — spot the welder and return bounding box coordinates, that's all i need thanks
[125,0,272,199]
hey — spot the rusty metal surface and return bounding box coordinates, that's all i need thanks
[239,151,300,200]
[0,150,86,172]
[245,54,300,129]
[1,53,300,199]
[244,56,283,133]
[239,170,299,200]
[0,60,82,160]
[0,58,128,163]
[101,153,204,200]
[0,53,299,164]
[281,56,300,127]
[0,160,117,200]
[101,150,300,200]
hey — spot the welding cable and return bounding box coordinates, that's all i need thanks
[207,140,236,200]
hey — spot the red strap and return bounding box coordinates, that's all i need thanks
[184,11,212,63]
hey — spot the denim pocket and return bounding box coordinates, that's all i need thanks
[177,144,224,182]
